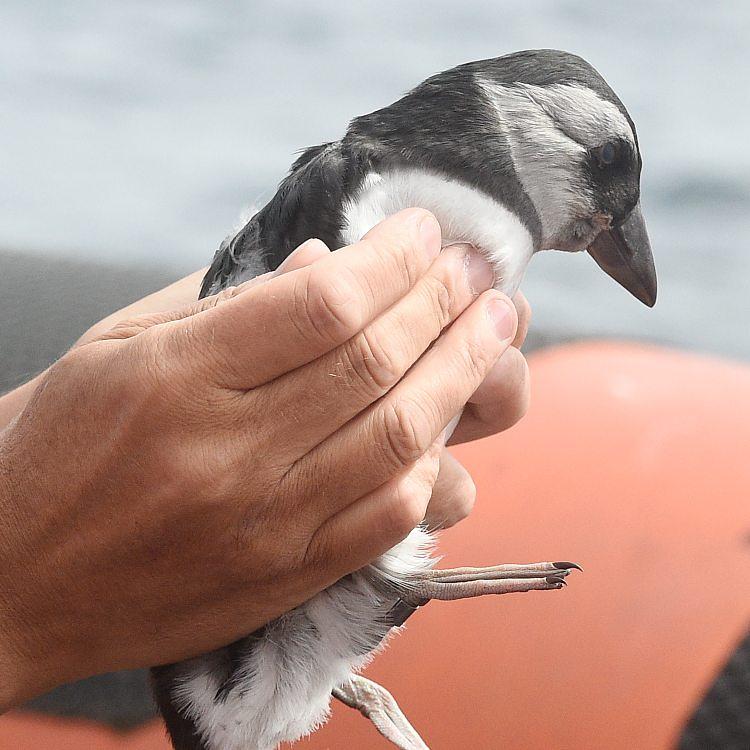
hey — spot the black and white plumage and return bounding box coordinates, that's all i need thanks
[152,49,656,750]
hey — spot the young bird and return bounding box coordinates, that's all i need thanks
[152,49,656,750]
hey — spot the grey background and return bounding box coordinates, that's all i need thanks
[1,0,748,729]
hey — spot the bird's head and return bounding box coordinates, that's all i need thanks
[474,50,656,306]
[347,49,657,306]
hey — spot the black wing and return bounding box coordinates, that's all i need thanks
[199,141,360,299]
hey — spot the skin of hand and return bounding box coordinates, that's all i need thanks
[0,209,522,710]
[0,246,531,532]
[0,234,531,530]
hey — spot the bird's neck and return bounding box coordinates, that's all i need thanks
[341,168,536,297]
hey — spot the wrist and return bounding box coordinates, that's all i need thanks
[0,438,45,710]
[0,613,32,712]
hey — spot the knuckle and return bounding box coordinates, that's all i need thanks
[344,326,404,395]
[299,525,329,572]
[294,269,362,346]
[123,329,217,423]
[361,220,422,289]
[389,232,425,289]
[204,286,241,309]
[159,442,212,500]
[381,398,435,468]
[189,441,245,503]
[133,329,189,397]
[426,460,475,529]
[451,471,477,522]
[421,275,454,329]
[387,478,431,537]
[503,350,531,425]
[462,335,496,383]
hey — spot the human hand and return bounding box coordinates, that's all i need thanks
[0,209,518,708]
[83,267,533,534]
[0,232,531,535]
[76,258,532,534]
[0,239,329,429]
[423,290,531,528]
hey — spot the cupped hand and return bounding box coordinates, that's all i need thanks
[0,209,519,708]
[80,243,531,533]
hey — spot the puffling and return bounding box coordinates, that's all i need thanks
[152,49,656,750]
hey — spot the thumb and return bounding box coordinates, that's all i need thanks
[91,238,332,343]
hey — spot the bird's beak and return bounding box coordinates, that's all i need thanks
[587,202,657,307]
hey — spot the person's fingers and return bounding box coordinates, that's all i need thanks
[303,439,443,579]
[285,291,518,525]
[442,289,531,445]
[196,238,331,307]
[276,237,331,272]
[92,239,332,343]
[180,208,442,390]
[448,346,530,445]
[256,244,494,460]
[511,290,531,349]
[423,450,477,530]
[74,267,209,347]
[203,238,332,301]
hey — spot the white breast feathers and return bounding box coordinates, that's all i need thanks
[341,168,535,298]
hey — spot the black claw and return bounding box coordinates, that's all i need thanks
[553,561,583,571]
[545,575,567,586]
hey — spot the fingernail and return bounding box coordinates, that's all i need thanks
[487,298,516,341]
[277,238,329,271]
[463,248,495,294]
[418,213,442,260]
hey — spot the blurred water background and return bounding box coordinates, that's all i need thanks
[1,0,749,364]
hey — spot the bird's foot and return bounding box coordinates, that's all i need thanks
[336,562,581,749]
[389,561,581,625]
[333,674,430,750]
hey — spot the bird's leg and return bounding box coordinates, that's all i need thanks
[333,563,580,749]
[390,561,581,624]
[333,674,430,750]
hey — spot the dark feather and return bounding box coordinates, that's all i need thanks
[152,665,205,750]
[199,142,363,298]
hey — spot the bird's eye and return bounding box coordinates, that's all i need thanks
[595,141,618,168]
